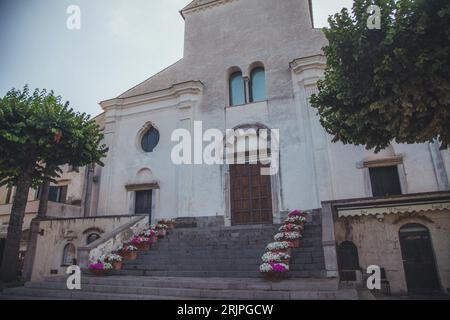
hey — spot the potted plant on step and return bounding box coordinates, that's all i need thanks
[279,223,303,232]
[131,235,151,251]
[102,253,123,270]
[261,251,291,265]
[140,228,158,244]
[159,219,176,230]
[274,232,302,248]
[259,262,289,281]
[88,261,113,276]
[155,223,168,238]
[118,245,138,260]
[266,241,292,255]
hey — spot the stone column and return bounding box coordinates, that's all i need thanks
[321,201,339,278]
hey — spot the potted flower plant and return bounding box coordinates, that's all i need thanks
[159,219,176,230]
[274,231,302,248]
[285,215,307,226]
[140,228,158,244]
[279,223,303,232]
[131,235,151,251]
[259,262,289,281]
[261,251,291,265]
[155,224,168,238]
[88,261,113,276]
[266,241,292,255]
[118,245,138,260]
[102,253,123,270]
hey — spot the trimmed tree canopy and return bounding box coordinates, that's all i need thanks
[0,86,107,187]
[310,0,450,152]
[0,85,107,281]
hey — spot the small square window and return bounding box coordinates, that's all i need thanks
[369,166,402,197]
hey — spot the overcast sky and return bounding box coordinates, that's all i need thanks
[0,0,353,117]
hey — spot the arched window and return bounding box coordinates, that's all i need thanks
[141,126,160,153]
[86,233,100,245]
[229,71,246,106]
[62,243,76,266]
[250,67,266,102]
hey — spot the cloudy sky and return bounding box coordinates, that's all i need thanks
[0,0,352,117]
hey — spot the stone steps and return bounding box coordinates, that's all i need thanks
[0,213,343,300]
[107,269,326,278]
[1,276,357,300]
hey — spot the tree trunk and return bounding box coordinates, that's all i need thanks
[0,173,32,282]
[37,179,50,218]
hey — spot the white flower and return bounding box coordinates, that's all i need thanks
[274,232,301,241]
[285,216,306,224]
[266,241,290,251]
[103,262,114,270]
[261,252,290,262]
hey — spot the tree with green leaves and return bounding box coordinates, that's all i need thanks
[0,86,107,282]
[310,0,450,152]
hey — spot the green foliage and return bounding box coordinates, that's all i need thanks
[310,0,450,151]
[0,85,108,187]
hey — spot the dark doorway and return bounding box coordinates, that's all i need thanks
[0,238,5,266]
[135,190,152,220]
[337,241,360,281]
[399,223,441,294]
[230,162,273,225]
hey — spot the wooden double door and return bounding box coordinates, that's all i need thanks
[230,162,273,225]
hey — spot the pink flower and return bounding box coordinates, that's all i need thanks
[288,210,307,218]
[269,262,289,273]
[89,262,104,270]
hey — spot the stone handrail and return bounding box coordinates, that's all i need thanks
[77,215,148,268]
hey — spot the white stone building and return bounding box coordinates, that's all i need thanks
[1,0,449,296]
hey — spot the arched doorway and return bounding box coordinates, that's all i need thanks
[337,241,360,281]
[399,223,440,293]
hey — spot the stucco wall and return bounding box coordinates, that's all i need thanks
[334,211,450,294]
[30,215,138,281]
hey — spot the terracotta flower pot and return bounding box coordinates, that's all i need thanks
[288,239,300,248]
[262,271,288,281]
[136,242,151,251]
[89,269,110,277]
[271,248,292,256]
[120,251,137,260]
[157,229,167,238]
[112,261,122,270]
[167,223,175,230]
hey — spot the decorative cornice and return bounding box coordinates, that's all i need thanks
[290,55,326,77]
[290,55,326,87]
[99,80,204,111]
[180,0,237,19]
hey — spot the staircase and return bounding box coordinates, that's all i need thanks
[0,214,357,300]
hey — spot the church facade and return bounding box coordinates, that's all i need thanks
[1,0,449,296]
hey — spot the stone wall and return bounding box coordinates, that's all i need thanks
[30,215,138,281]
[334,211,450,294]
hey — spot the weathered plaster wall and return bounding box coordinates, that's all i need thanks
[334,211,450,294]
[30,215,137,281]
